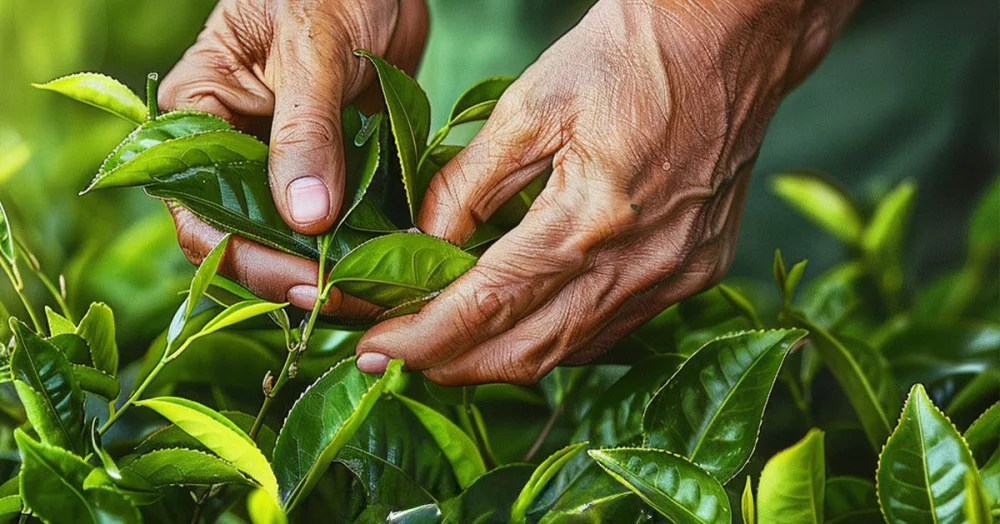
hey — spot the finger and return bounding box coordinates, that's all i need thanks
[355,205,589,373]
[353,0,429,112]
[417,91,561,244]
[266,15,356,236]
[169,205,378,319]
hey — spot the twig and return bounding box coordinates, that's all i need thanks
[524,404,564,462]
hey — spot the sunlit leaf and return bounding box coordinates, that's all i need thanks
[186,234,231,320]
[742,476,755,524]
[248,487,288,524]
[758,429,824,523]
[75,302,119,376]
[124,448,253,488]
[396,394,485,488]
[511,441,588,524]
[771,172,863,244]
[34,72,147,123]
[963,401,1000,503]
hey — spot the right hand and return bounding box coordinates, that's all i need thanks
[158,0,427,316]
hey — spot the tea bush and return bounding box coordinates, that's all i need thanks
[0,51,995,523]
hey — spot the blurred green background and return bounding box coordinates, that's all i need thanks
[0,0,996,357]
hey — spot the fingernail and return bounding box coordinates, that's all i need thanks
[356,353,390,374]
[287,177,330,224]
[287,285,318,308]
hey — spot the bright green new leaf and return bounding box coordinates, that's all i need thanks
[248,487,288,524]
[356,50,431,220]
[15,429,140,524]
[824,477,882,524]
[10,319,85,453]
[136,396,278,499]
[964,402,1000,502]
[34,72,148,124]
[45,306,76,336]
[426,76,515,151]
[328,232,477,308]
[589,448,731,524]
[758,429,825,523]
[75,302,118,376]
[395,394,486,488]
[511,441,589,524]
[967,176,999,264]
[192,299,288,341]
[273,358,402,510]
[742,477,755,524]
[876,384,985,524]
[643,329,807,482]
[0,200,14,265]
[717,284,762,328]
[964,471,992,523]
[0,495,20,520]
[124,448,253,488]
[186,234,232,320]
[770,172,864,244]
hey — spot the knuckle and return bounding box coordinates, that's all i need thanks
[270,110,339,154]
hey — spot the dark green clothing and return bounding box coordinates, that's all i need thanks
[418,0,999,280]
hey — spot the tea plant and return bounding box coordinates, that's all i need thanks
[0,51,993,523]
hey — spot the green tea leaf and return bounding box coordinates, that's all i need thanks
[273,358,402,510]
[717,284,761,328]
[537,492,644,524]
[964,402,1000,502]
[339,108,386,232]
[876,384,985,524]
[824,476,881,524]
[75,302,118,376]
[967,176,1000,264]
[770,172,863,244]
[356,50,431,220]
[186,234,231,320]
[136,409,278,459]
[964,471,992,523]
[98,110,234,175]
[248,487,288,524]
[439,464,534,523]
[124,448,253,488]
[742,477,755,524]
[758,429,825,524]
[15,429,140,524]
[136,396,278,499]
[10,319,85,453]
[426,76,515,151]
[0,200,14,265]
[192,299,287,341]
[71,364,120,400]
[0,495,20,520]
[791,314,894,448]
[45,306,76,336]
[880,321,1000,386]
[588,448,731,524]
[642,329,807,482]
[34,72,147,124]
[395,394,486,488]
[511,441,589,523]
[328,232,477,308]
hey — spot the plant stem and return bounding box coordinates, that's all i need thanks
[14,240,73,323]
[524,404,563,462]
[146,73,159,119]
[0,257,41,332]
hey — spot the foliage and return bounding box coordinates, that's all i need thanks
[0,49,992,523]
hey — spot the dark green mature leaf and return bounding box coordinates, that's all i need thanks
[186,234,231,320]
[328,233,477,308]
[357,50,431,220]
[75,302,119,376]
[0,200,14,264]
[340,108,391,233]
[439,464,534,523]
[338,446,437,511]
[824,477,881,524]
[274,358,402,510]
[89,130,268,192]
[880,321,1000,386]
[589,448,732,524]
[71,364,120,400]
[15,429,140,524]
[792,314,894,449]
[124,448,253,488]
[136,396,278,499]
[770,172,863,245]
[758,429,824,523]
[145,332,282,394]
[643,329,807,482]
[396,394,485,488]
[877,384,985,524]
[511,441,588,523]
[9,319,85,453]
[537,492,647,524]
[34,72,148,124]
[964,402,1000,504]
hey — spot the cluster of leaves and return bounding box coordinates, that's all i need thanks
[0,52,993,523]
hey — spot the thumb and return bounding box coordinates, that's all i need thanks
[267,31,354,235]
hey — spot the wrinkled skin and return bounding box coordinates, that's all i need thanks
[163,0,858,385]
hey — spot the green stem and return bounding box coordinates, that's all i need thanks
[146,73,159,119]
[0,257,41,332]
[14,242,73,323]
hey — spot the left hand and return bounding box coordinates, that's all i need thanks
[355,0,858,384]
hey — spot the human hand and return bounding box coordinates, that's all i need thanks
[160,0,427,315]
[355,0,858,383]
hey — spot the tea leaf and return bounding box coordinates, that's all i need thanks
[742,477,755,524]
[862,179,917,259]
[536,492,641,524]
[0,496,19,520]
[426,76,515,151]
[439,464,534,523]
[967,176,1000,264]
[964,471,992,523]
[824,476,881,524]
[192,299,287,341]
[880,321,1000,386]
[15,429,141,523]
[75,302,118,376]
[876,384,985,524]
[136,409,277,459]
[791,314,894,448]
[511,441,589,524]
[273,358,402,510]
[328,232,476,308]
[395,394,486,488]
[758,429,825,523]
[98,111,233,176]
[136,396,279,499]
[45,306,75,336]
[10,319,85,453]
[964,402,1000,502]
[248,487,288,524]
[71,364,120,400]
[588,447,731,524]
[124,448,253,488]
[88,129,268,192]
[770,172,863,244]
[642,329,807,482]
[0,200,14,265]
[34,72,147,124]
[186,234,231,320]
[339,108,387,232]
[356,50,431,221]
